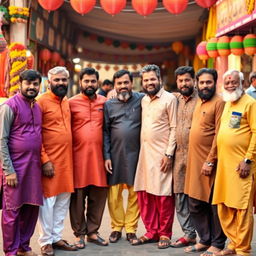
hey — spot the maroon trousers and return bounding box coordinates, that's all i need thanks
[137,191,175,240]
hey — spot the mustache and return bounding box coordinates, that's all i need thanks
[27,89,37,92]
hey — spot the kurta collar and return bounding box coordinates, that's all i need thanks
[148,87,164,101]
[80,92,98,101]
[48,90,66,102]
[17,93,36,106]
[182,89,198,103]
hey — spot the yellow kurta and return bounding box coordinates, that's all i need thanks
[134,88,177,196]
[212,94,256,209]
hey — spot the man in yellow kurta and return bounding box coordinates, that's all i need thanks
[212,70,256,256]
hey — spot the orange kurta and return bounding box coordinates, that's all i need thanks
[37,91,74,198]
[69,93,107,189]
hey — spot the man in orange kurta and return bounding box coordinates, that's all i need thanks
[69,68,108,248]
[37,67,76,256]
[184,68,226,255]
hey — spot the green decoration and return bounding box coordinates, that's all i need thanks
[129,43,137,50]
[97,36,104,43]
[113,40,120,48]
[146,45,153,51]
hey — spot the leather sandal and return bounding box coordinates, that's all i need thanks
[52,240,77,251]
[126,233,138,244]
[87,234,108,246]
[109,231,122,243]
[171,237,196,248]
[131,235,157,246]
[74,236,86,249]
[158,236,172,249]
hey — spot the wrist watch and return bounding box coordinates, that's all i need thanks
[165,154,173,159]
[244,158,252,164]
[206,162,214,167]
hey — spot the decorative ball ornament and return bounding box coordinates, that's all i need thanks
[100,0,126,15]
[230,35,244,56]
[172,41,184,54]
[195,0,217,8]
[206,38,219,58]
[243,34,256,56]
[70,0,96,15]
[132,0,158,16]
[38,0,64,11]
[196,41,209,60]
[40,48,52,63]
[163,0,188,14]
[217,36,230,56]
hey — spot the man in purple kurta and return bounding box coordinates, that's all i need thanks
[0,70,43,256]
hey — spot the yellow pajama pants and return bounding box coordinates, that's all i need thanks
[108,184,140,233]
[217,188,254,256]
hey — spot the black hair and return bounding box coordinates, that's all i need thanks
[102,79,113,86]
[196,68,218,84]
[113,70,133,84]
[79,67,99,81]
[175,66,195,80]
[19,69,42,84]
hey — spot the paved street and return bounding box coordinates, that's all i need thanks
[0,190,256,255]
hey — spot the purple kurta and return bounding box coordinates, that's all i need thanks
[0,94,43,210]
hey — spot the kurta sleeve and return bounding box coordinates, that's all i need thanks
[245,102,256,160]
[165,96,177,156]
[0,104,16,176]
[206,100,225,163]
[37,98,50,164]
[103,102,111,160]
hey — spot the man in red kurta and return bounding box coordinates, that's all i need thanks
[69,68,108,248]
[37,67,76,256]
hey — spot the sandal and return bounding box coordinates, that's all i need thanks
[158,236,172,249]
[87,234,108,246]
[185,244,209,254]
[74,237,86,249]
[131,235,157,246]
[212,248,236,256]
[171,237,196,248]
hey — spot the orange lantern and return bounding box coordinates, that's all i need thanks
[206,38,219,58]
[172,41,184,54]
[113,65,119,71]
[132,0,157,16]
[163,0,188,14]
[243,34,256,56]
[195,0,216,8]
[217,36,230,56]
[70,0,96,15]
[230,35,244,56]
[39,49,52,63]
[52,52,61,63]
[38,0,64,11]
[104,64,110,71]
[100,0,126,15]
[196,41,209,60]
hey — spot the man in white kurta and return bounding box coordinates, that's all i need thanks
[133,64,177,249]
[212,70,256,256]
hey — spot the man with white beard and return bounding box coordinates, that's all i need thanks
[212,70,256,256]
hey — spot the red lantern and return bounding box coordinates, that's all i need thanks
[52,52,61,63]
[195,0,216,8]
[27,54,35,69]
[38,0,64,11]
[163,0,188,14]
[39,49,52,62]
[132,0,157,16]
[100,0,126,15]
[70,0,96,15]
[58,58,66,66]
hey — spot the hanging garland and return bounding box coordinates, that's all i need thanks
[9,43,27,94]
[8,6,29,23]
[246,0,255,14]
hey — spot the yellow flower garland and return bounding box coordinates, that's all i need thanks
[8,6,29,23]
[246,0,255,14]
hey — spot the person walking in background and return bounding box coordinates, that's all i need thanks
[104,70,143,244]
[98,79,113,97]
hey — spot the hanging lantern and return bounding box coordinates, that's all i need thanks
[230,35,244,56]
[217,36,230,56]
[243,34,256,56]
[95,64,101,70]
[52,52,61,63]
[195,0,217,8]
[104,64,110,71]
[172,41,184,54]
[132,64,138,71]
[121,42,129,49]
[70,0,96,15]
[113,65,119,71]
[163,0,188,14]
[196,41,209,60]
[38,0,64,11]
[138,44,145,51]
[100,0,126,15]
[132,0,158,16]
[39,48,52,63]
[206,38,219,58]
[58,58,66,66]
[104,38,113,46]
[26,51,35,69]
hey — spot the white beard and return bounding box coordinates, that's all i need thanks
[222,87,243,102]
[117,91,132,102]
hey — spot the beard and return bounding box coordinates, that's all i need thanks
[117,91,132,102]
[178,86,194,97]
[21,89,38,99]
[143,84,161,96]
[198,86,216,101]
[51,85,68,97]
[222,87,243,102]
[82,87,97,96]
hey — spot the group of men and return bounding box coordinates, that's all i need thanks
[0,64,255,256]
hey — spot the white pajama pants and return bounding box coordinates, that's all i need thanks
[38,192,71,247]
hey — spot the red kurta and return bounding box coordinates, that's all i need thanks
[69,93,108,188]
[37,91,74,198]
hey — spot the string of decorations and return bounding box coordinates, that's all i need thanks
[8,6,29,23]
